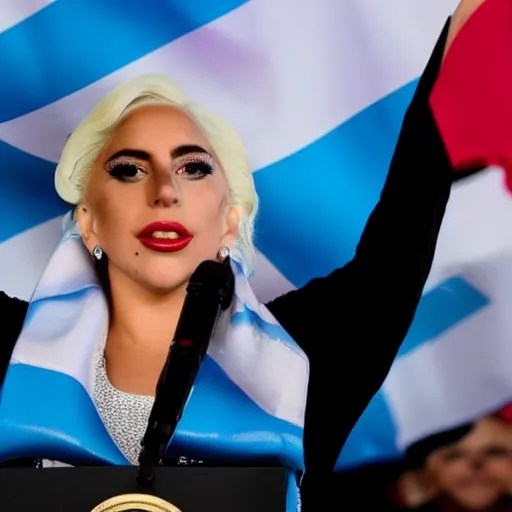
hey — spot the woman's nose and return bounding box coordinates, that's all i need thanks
[150,170,180,208]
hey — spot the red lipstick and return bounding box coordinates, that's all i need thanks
[137,221,193,253]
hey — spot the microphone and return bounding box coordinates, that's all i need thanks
[137,257,235,485]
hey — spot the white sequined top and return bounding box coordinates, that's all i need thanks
[92,350,154,465]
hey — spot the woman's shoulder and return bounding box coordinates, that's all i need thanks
[0,291,28,323]
[0,291,28,383]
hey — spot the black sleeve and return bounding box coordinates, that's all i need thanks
[0,292,28,389]
[266,19,453,481]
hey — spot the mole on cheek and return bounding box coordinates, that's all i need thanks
[135,252,139,256]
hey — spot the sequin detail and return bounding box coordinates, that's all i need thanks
[93,350,154,465]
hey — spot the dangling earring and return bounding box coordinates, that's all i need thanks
[91,244,103,261]
[217,246,230,262]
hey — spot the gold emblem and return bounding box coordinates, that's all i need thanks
[90,493,182,512]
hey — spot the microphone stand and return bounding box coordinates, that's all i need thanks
[137,258,234,485]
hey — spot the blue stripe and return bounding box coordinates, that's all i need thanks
[0,364,127,465]
[0,0,248,122]
[337,392,399,470]
[25,287,98,325]
[254,79,419,288]
[0,141,67,243]
[232,305,295,343]
[398,277,490,357]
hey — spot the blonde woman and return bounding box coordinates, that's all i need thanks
[0,0,494,509]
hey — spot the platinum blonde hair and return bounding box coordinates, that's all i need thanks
[55,73,258,273]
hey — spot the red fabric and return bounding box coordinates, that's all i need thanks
[430,0,512,192]
[495,403,512,424]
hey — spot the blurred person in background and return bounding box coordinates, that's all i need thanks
[399,408,512,511]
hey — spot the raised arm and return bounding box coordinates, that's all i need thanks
[266,19,455,485]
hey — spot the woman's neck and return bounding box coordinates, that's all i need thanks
[104,270,188,395]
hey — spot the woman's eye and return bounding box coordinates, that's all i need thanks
[177,162,214,180]
[107,162,146,182]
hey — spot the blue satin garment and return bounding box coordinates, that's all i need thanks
[0,354,304,511]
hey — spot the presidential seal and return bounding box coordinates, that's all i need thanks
[90,493,182,512]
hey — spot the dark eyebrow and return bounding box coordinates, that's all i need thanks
[106,149,150,164]
[171,144,210,159]
[106,145,210,164]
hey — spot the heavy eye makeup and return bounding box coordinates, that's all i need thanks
[174,153,217,180]
[105,159,147,182]
[105,152,217,183]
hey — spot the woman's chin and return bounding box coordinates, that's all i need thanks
[137,273,191,297]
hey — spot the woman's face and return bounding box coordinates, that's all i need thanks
[77,103,239,296]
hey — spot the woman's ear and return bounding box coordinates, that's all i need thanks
[222,205,241,250]
[75,203,98,253]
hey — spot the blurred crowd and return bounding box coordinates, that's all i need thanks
[334,405,512,511]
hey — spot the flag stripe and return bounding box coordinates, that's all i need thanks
[338,392,399,469]
[0,216,63,301]
[0,0,248,122]
[0,0,56,33]
[254,80,417,288]
[397,277,490,358]
[0,141,66,244]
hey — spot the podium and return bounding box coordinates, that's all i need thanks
[0,466,288,511]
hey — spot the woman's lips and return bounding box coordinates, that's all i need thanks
[137,221,193,253]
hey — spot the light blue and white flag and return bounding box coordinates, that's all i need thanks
[2,0,512,471]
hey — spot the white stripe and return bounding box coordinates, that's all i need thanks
[0,216,62,301]
[385,250,512,448]
[0,0,457,171]
[0,0,56,33]
[425,168,512,293]
[250,251,296,303]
